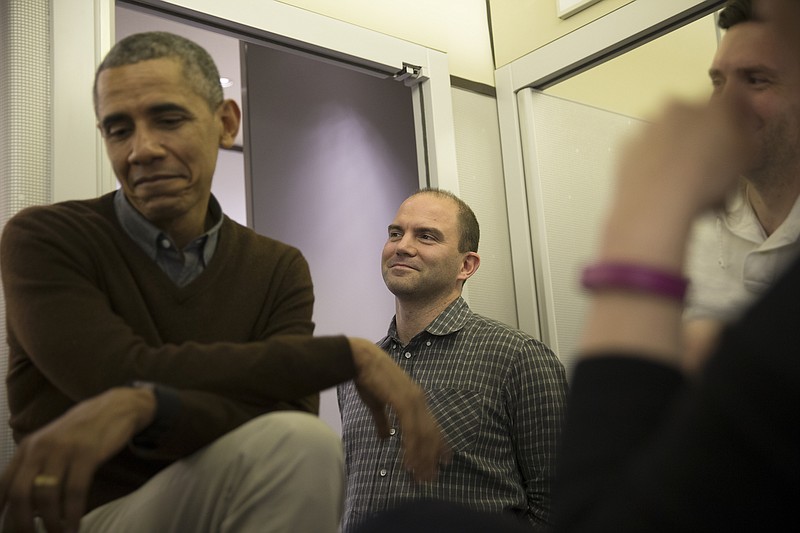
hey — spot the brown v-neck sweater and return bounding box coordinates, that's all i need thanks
[1,192,355,509]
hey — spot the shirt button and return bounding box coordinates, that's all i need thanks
[379,469,387,477]
[426,341,432,347]
[404,352,412,359]
[160,238,171,249]
[389,428,396,436]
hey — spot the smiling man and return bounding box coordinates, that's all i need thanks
[338,189,568,532]
[0,32,449,533]
[683,0,800,371]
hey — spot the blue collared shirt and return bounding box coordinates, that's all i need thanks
[114,190,224,287]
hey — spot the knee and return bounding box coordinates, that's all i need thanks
[264,411,343,463]
[231,412,343,469]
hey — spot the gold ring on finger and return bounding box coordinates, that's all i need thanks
[33,474,59,488]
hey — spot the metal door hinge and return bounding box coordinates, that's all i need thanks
[394,62,427,87]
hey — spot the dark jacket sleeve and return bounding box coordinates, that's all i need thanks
[553,257,800,532]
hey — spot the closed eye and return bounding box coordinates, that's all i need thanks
[745,74,769,87]
[156,114,189,129]
[739,66,777,89]
[102,122,132,141]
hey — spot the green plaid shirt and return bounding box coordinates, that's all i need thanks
[338,297,568,532]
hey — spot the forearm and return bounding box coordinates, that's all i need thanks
[579,203,692,367]
[113,386,158,436]
[133,337,353,458]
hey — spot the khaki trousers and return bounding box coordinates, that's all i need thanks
[74,412,344,532]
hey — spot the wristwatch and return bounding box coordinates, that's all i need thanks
[128,381,180,449]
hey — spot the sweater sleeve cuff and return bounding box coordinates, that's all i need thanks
[128,381,182,452]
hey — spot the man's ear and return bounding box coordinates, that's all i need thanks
[458,252,481,282]
[218,99,241,149]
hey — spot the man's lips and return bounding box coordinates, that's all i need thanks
[132,174,182,187]
[388,262,418,271]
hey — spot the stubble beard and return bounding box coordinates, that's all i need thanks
[383,269,421,299]
[745,113,800,192]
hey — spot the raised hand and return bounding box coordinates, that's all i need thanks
[614,97,758,226]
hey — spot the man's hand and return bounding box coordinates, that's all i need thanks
[0,387,156,533]
[348,338,451,482]
[614,97,757,225]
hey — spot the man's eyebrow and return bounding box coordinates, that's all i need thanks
[738,65,779,77]
[147,103,192,115]
[100,113,129,131]
[415,226,444,239]
[709,64,779,78]
[101,103,191,126]
[387,224,445,239]
[100,103,192,129]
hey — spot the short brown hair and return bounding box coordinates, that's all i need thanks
[412,188,480,253]
[719,0,753,29]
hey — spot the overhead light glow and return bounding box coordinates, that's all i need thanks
[220,77,233,88]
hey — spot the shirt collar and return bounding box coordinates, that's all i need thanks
[387,296,471,342]
[721,185,800,248]
[113,189,224,261]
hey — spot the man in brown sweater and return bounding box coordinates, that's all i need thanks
[0,31,447,533]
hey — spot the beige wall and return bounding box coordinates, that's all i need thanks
[276,0,718,108]
[545,13,719,120]
[276,0,495,86]
[489,0,634,68]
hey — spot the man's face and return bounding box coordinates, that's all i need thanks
[709,8,800,187]
[95,57,238,230]
[381,194,475,301]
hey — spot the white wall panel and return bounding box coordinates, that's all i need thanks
[451,88,518,330]
[518,89,643,372]
[0,0,52,472]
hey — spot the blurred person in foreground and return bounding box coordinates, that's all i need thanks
[554,1,799,530]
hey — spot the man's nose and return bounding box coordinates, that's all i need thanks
[394,234,416,255]
[128,127,166,165]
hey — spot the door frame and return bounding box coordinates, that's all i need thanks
[52,0,459,201]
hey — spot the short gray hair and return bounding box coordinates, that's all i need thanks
[93,31,223,112]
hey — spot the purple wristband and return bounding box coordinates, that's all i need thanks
[581,262,689,301]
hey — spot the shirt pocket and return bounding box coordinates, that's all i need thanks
[425,388,483,453]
